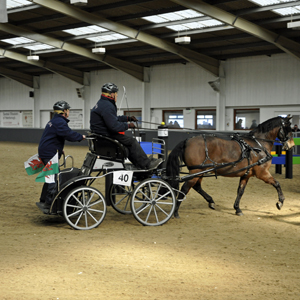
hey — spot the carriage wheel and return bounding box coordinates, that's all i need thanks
[63,186,107,230]
[109,184,134,214]
[130,178,175,226]
[109,182,148,215]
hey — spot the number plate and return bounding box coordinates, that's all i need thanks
[113,171,133,187]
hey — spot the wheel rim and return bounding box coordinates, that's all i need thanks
[131,179,175,226]
[63,186,106,230]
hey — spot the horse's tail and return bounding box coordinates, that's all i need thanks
[166,139,187,190]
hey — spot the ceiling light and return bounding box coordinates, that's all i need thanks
[92,47,106,54]
[70,0,88,5]
[287,20,300,30]
[175,36,191,44]
[27,55,39,61]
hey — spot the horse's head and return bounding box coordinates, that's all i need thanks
[278,115,295,150]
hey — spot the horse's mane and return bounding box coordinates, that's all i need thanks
[248,116,282,136]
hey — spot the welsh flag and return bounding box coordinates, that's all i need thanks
[35,153,59,183]
[24,154,45,175]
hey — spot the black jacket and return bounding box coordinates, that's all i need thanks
[38,113,83,160]
[90,94,129,135]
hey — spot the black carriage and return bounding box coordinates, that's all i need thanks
[40,133,176,230]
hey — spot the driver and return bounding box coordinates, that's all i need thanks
[90,83,162,170]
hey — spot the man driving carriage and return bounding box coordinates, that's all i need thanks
[90,83,162,170]
[36,100,86,213]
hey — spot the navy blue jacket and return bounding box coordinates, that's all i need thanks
[90,94,129,135]
[38,113,83,160]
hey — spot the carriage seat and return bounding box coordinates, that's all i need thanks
[87,133,128,162]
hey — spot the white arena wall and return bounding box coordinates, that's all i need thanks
[0,53,299,130]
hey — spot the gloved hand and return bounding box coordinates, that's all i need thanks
[129,116,138,122]
[128,123,136,128]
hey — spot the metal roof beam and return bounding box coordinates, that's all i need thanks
[0,66,34,88]
[171,0,300,60]
[30,0,219,76]
[0,22,144,81]
[0,47,84,85]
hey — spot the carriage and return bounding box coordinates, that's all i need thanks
[38,133,177,230]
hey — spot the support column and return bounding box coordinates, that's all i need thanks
[141,67,151,129]
[33,76,40,128]
[83,72,91,130]
[216,62,226,131]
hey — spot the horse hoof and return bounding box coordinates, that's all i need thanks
[209,203,215,210]
[174,213,180,219]
[276,202,283,210]
[236,211,244,216]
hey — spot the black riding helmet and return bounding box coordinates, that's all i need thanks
[53,101,71,111]
[102,83,119,93]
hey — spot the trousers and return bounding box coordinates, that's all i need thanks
[39,158,58,205]
[110,134,150,169]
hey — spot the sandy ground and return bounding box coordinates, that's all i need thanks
[1,141,300,300]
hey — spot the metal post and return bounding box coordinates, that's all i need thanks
[285,150,293,179]
[275,144,282,174]
[104,171,112,206]
[157,122,168,168]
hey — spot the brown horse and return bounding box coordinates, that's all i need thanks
[166,116,295,218]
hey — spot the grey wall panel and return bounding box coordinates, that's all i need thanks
[226,54,300,107]
[0,78,32,110]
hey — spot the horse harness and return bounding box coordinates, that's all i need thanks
[183,133,273,179]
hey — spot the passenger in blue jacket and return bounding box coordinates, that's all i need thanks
[37,101,85,213]
[90,83,162,170]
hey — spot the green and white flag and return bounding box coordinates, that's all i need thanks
[35,153,59,183]
[24,154,45,175]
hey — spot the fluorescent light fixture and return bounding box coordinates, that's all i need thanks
[287,20,300,29]
[70,0,87,5]
[92,47,106,53]
[27,55,39,61]
[7,0,32,9]
[175,36,191,44]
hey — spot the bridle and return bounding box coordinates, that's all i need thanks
[277,118,292,144]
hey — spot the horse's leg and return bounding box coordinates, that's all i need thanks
[174,178,197,219]
[234,177,249,216]
[257,171,285,210]
[192,178,215,209]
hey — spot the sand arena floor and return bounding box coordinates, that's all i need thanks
[1,141,300,300]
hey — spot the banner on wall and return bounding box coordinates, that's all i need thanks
[68,109,83,129]
[22,111,33,128]
[2,111,21,127]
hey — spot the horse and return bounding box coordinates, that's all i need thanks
[165,116,295,218]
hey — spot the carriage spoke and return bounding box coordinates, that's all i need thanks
[74,211,84,226]
[145,205,153,223]
[87,210,99,223]
[135,203,151,215]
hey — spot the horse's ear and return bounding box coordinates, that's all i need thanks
[286,114,292,121]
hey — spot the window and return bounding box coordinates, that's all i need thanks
[196,110,216,130]
[163,110,183,128]
[124,110,142,126]
[234,109,259,130]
